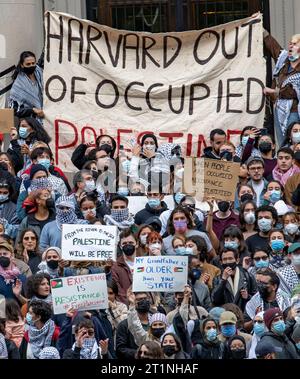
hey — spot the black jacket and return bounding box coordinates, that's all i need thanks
[134,201,168,225]
[202,147,220,160]
[211,266,257,312]
[5,339,20,359]
[115,319,138,359]
[191,339,224,359]
[62,346,111,359]
[71,144,89,170]
[260,331,300,359]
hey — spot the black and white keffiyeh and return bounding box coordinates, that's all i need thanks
[278,265,300,295]
[28,319,55,359]
[72,338,98,359]
[0,334,8,359]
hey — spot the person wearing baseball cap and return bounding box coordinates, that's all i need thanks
[260,307,299,359]
[277,242,300,296]
[255,340,276,359]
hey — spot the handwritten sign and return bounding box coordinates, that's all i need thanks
[44,12,265,171]
[50,273,108,314]
[132,256,188,292]
[61,224,118,261]
[195,158,240,202]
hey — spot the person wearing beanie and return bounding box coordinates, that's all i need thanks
[260,307,300,359]
[37,247,64,278]
[255,339,277,359]
[39,346,60,359]
[39,196,87,251]
[127,290,167,347]
[191,317,225,359]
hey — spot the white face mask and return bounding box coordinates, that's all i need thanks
[140,234,148,245]
[284,223,299,236]
[144,144,156,152]
[244,212,256,225]
[82,208,96,218]
[292,254,300,266]
[149,243,162,253]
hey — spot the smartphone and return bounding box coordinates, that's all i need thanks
[260,128,268,136]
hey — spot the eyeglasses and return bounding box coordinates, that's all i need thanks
[253,256,268,262]
[24,236,36,241]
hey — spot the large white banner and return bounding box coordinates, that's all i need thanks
[50,273,108,314]
[61,224,118,261]
[44,12,265,171]
[132,255,188,292]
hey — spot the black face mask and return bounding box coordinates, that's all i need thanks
[22,66,36,75]
[294,151,300,163]
[151,327,165,339]
[258,141,272,154]
[130,192,144,196]
[46,198,55,209]
[0,256,10,268]
[122,244,135,256]
[47,260,59,270]
[222,262,237,271]
[91,170,99,180]
[257,282,270,300]
[99,143,112,153]
[230,348,246,359]
[240,193,254,203]
[176,298,184,306]
[136,299,151,314]
[162,345,177,357]
[220,151,233,161]
[218,201,230,213]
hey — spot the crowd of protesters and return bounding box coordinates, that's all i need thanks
[0,19,300,360]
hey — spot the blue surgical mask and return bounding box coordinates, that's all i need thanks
[206,328,217,342]
[296,342,300,350]
[19,127,29,139]
[253,322,265,337]
[271,239,285,252]
[221,324,236,338]
[190,268,201,281]
[175,247,186,255]
[269,190,281,203]
[272,320,286,335]
[117,187,129,196]
[257,218,272,233]
[26,313,33,326]
[255,259,269,269]
[292,132,300,144]
[174,193,185,204]
[224,241,239,250]
[148,198,160,208]
[0,194,9,203]
[241,136,249,146]
[185,247,194,255]
[38,158,51,170]
[121,160,131,173]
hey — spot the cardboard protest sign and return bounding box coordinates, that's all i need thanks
[195,158,240,202]
[0,109,14,133]
[50,273,108,314]
[132,256,188,292]
[44,12,265,171]
[61,224,118,261]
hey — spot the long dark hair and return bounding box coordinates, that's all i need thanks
[16,228,41,259]
[5,299,23,322]
[220,225,248,257]
[18,117,51,144]
[167,206,194,235]
[12,51,36,81]
[282,121,300,147]
[25,273,50,299]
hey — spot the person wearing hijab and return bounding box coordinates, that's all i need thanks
[39,196,87,250]
[37,247,64,279]
[225,335,247,359]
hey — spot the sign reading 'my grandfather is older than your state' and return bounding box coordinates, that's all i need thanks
[132,256,188,292]
[44,12,265,171]
[61,224,118,261]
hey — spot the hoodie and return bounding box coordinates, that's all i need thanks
[134,201,168,225]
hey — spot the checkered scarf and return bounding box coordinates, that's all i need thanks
[274,50,300,136]
[278,265,300,296]
[39,347,60,359]
[0,334,8,359]
[72,338,98,359]
[28,319,56,359]
[104,208,135,229]
[29,178,51,193]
